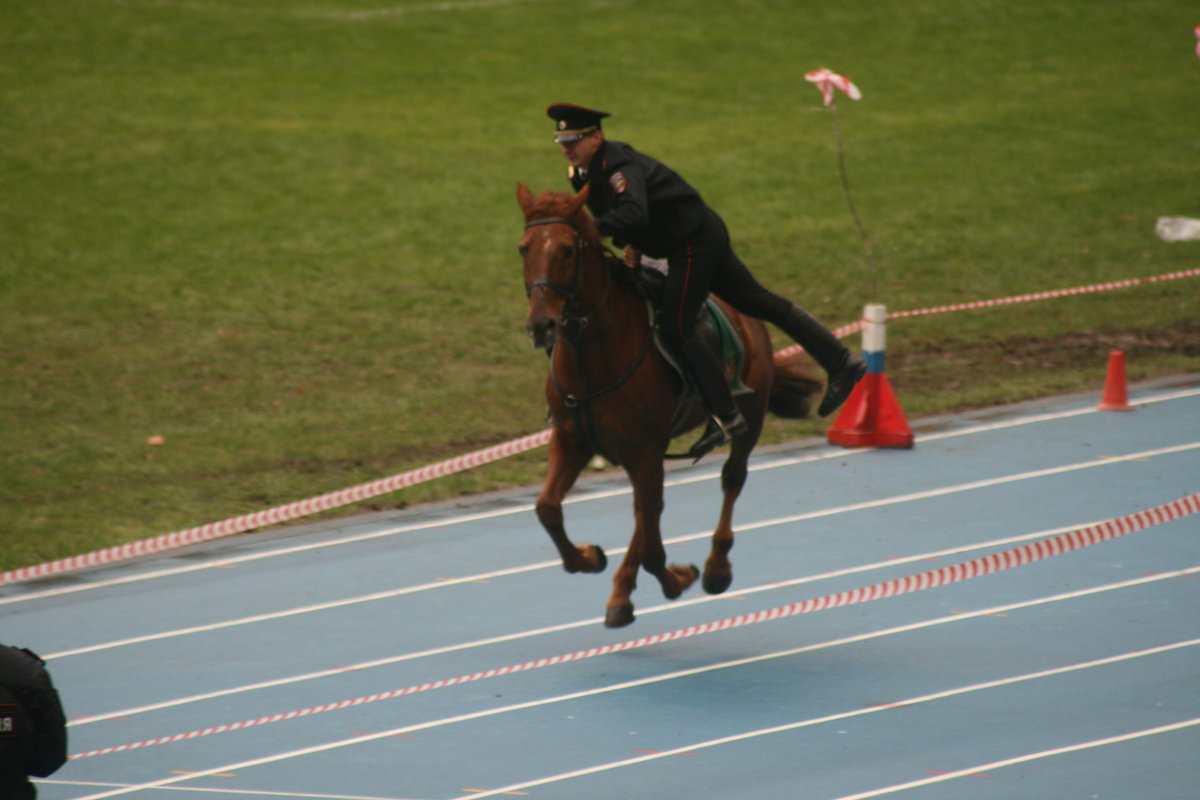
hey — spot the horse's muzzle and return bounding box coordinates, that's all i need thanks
[526,315,557,352]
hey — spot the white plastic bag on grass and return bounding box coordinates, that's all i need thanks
[1156,217,1200,242]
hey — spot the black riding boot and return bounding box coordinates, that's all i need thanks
[774,303,866,417]
[680,337,748,460]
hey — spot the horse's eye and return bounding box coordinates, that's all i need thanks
[562,246,574,260]
[518,243,529,256]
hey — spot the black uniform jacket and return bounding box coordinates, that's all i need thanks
[569,139,709,258]
[0,645,67,781]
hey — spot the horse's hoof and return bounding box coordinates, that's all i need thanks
[605,604,635,628]
[662,564,700,600]
[703,571,733,595]
[564,545,607,575]
[590,544,608,573]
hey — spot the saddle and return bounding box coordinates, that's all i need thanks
[632,263,751,430]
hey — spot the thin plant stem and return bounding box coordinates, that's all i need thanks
[831,103,879,300]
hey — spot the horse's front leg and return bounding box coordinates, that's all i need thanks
[605,452,698,628]
[537,428,608,575]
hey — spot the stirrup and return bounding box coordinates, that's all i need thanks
[688,411,749,462]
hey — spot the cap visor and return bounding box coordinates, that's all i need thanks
[554,133,585,143]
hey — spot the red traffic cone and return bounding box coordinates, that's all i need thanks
[827,371,914,448]
[1096,350,1134,411]
[827,304,914,449]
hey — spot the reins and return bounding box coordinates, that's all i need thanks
[521,214,620,355]
[522,214,656,466]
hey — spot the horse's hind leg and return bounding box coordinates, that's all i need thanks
[702,417,760,595]
[537,429,607,575]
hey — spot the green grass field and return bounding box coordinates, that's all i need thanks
[2,0,1198,572]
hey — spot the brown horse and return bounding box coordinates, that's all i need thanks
[516,182,822,628]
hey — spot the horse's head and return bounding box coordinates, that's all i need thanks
[516,182,595,352]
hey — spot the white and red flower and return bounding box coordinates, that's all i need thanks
[805,68,862,106]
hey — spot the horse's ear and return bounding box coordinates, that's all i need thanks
[566,182,591,217]
[516,182,535,217]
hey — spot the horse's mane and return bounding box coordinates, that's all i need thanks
[528,190,602,242]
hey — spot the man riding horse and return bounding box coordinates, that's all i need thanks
[546,103,866,459]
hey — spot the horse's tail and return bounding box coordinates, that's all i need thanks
[768,349,825,419]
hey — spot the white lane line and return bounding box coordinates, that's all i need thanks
[65,515,1121,725]
[70,569,1200,764]
[823,718,1200,800]
[39,776,415,800]
[63,571,1199,799]
[460,715,1200,800]
[7,387,1195,607]
[45,441,1200,661]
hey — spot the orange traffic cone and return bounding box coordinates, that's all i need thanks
[827,371,914,448]
[827,304,914,449]
[1096,350,1135,411]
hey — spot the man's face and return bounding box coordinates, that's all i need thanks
[559,131,603,170]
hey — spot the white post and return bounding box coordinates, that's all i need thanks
[862,303,887,373]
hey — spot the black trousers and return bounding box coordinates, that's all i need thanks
[0,772,35,799]
[661,208,848,373]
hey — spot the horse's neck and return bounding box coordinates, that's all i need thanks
[558,252,648,364]
[588,251,646,330]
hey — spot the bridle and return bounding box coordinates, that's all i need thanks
[522,216,599,321]
[520,214,654,466]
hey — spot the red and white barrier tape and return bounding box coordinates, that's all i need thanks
[773,267,1200,362]
[889,267,1200,320]
[0,430,550,586]
[4,267,1197,587]
[67,491,1200,760]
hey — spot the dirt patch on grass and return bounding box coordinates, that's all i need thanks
[887,321,1200,397]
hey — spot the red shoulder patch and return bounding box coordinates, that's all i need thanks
[610,171,627,194]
